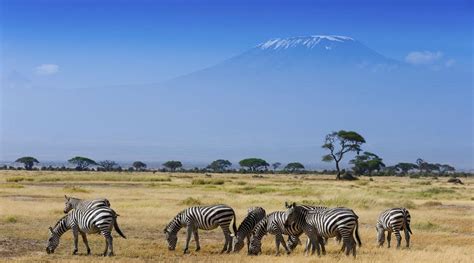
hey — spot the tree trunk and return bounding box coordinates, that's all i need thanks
[335,161,341,180]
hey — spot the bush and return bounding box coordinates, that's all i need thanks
[191,179,225,185]
[180,197,202,206]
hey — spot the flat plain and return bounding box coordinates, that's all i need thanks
[0,170,472,262]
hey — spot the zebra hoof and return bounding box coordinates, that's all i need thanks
[86,249,91,255]
[72,250,78,255]
[195,247,200,252]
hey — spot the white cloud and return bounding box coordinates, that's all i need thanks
[35,64,59,75]
[405,51,443,65]
[445,59,456,67]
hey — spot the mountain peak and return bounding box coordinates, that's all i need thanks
[257,35,355,50]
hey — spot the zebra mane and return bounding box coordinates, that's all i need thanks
[53,214,68,230]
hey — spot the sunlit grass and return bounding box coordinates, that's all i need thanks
[0,170,472,262]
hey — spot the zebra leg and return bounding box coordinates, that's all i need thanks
[404,228,410,248]
[387,231,392,248]
[279,235,291,255]
[80,232,91,255]
[72,228,79,255]
[102,234,109,256]
[193,228,200,251]
[184,225,193,254]
[274,233,283,256]
[304,237,310,255]
[219,225,232,253]
[351,236,357,258]
[247,235,251,253]
[318,237,326,256]
[394,230,402,249]
[107,235,114,256]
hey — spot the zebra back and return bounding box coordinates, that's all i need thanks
[64,195,110,213]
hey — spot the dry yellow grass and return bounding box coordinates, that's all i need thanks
[0,170,473,262]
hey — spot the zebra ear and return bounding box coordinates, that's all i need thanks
[48,227,53,233]
[64,195,69,200]
[285,201,289,208]
[292,202,296,207]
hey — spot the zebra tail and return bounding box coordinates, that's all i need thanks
[354,220,362,247]
[232,213,237,235]
[113,217,127,239]
[404,212,413,235]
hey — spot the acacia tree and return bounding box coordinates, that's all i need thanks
[163,161,182,172]
[15,156,39,170]
[436,164,455,175]
[284,162,305,173]
[272,162,282,171]
[98,160,118,171]
[322,130,366,180]
[207,159,232,172]
[350,152,385,175]
[132,161,147,171]
[68,156,97,170]
[239,158,269,171]
[394,162,418,175]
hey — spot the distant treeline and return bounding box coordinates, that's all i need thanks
[6,130,472,179]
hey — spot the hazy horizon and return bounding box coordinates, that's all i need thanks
[1,0,473,170]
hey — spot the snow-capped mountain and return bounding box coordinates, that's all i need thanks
[2,35,471,168]
[257,35,355,50]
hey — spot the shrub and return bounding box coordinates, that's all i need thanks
[191,179,225,185]
[180,197,202,206]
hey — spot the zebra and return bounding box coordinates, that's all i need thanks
[46,206,126,256]
[232,206,266,253]
[248,211,304,256]
[376,208,412,248]
[284,203,361,257]
[163,204,237,254]
[283,203,342,253]
[63,195,111,213]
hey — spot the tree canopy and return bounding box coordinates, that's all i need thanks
[272,162,282,171]
[322,130,366,179]
[207,159,232,172]
[68,156,97,170]
[239,158,269,171]
[15,156,39,170]
[350,151,385,175]
[98,160,118,171]
[163,161,183,171]
[284,162,305,173]
[394,162,418,175]
[132,161,147,170]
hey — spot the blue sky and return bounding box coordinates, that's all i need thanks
[1,0,473,169]
[2,0,473,87]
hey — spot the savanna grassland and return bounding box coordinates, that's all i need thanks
[0,170,472,262]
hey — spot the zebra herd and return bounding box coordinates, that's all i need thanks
[46,197,412,258]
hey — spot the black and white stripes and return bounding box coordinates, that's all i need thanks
[63,195,111,214]
[232,206,266,252]
[284,203,361,257]
[46,206,126,256]
[163,204,237,254]
[376,208,412,248]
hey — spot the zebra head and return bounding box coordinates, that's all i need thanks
[376,225,385,247]
[63,195,77,213]
[287,235,302,251]
[284,202,298,228]
[247,236,262,255]
[232,234,245,252]
[46,227,60,254]
[163,227,178,251]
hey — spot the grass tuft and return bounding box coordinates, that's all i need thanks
[191,179,225,185]
[180,197,202,206]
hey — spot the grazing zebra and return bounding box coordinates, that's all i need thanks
[232,206,266,253]
[46,206,126,256]
[63,195,111,213]
[163,204,237,254]
[284,203,361,257]
[248,211,303,256]
[376,208,412,248]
